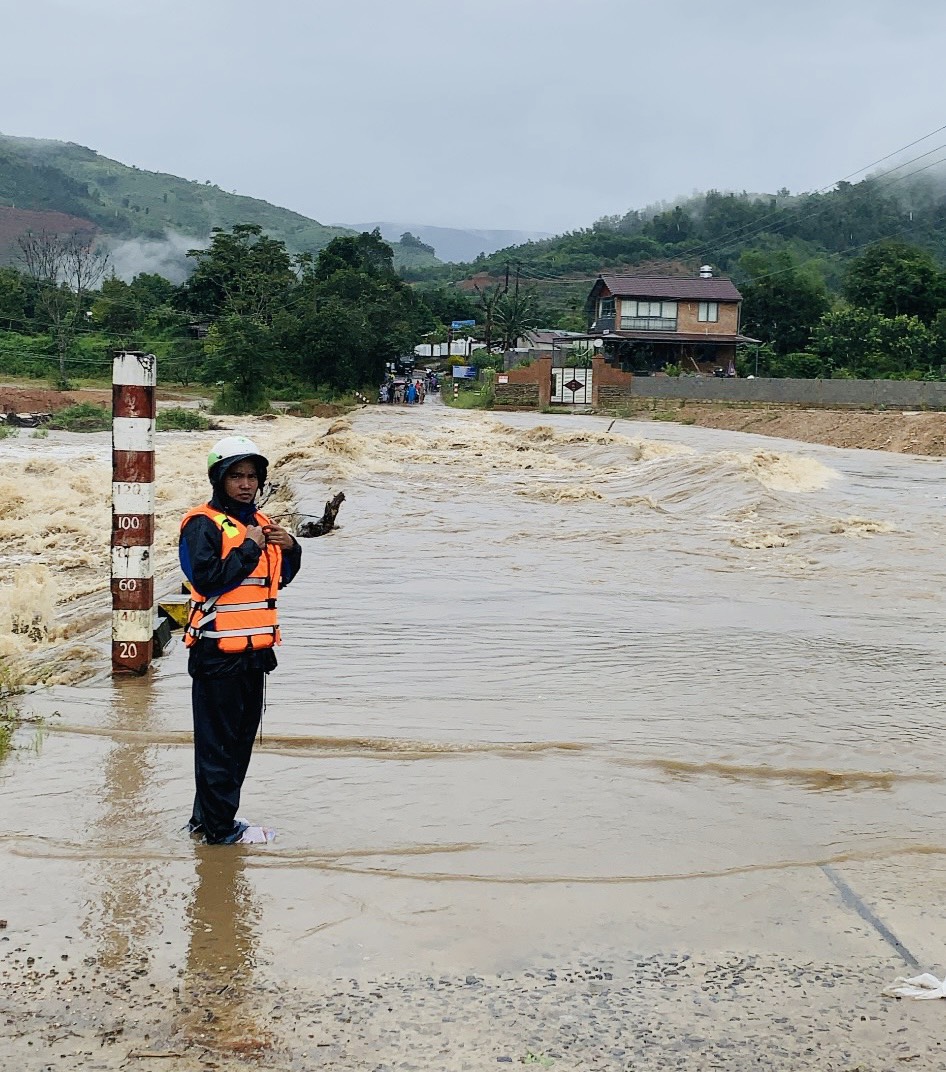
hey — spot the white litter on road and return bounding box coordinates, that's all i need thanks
[884,974,946,999]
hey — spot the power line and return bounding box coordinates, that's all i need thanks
[449,121,946,287]
[707,150,946,264]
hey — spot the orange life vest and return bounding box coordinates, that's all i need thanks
[180,504,283,652]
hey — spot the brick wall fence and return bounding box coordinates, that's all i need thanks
[493,356,552,408]
[492,355,946,411]
[621,375,946,409]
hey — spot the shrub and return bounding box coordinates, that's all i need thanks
[0,664,23,764]
[48,402,111,432]
[156,407,210,431]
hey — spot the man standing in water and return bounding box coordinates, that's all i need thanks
[179,436,302,844]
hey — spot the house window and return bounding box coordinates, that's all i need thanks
[597,297,615,320]
[698,301,719,323]
[620,300,677,331]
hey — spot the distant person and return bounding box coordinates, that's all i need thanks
[179,436,302,845]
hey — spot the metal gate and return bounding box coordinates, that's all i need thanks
[550,366,592,405]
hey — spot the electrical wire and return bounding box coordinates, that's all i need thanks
[452,121,946,287]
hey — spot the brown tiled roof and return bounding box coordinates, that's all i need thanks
[598,274,742,301]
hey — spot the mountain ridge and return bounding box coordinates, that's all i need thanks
[0,134,441,277]
[344,221,554,264]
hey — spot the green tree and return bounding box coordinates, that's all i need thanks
[811,306,933,378]
[843,240,945,323]
[869,314,932,376]
[769,352,829,378]
[90,274,143,335]
[473,281,505,354]
[737,249,830,355]
[281,295,369,392]
[163,334,204,387]
[493,287,542,351]
[415,284,477,325]
[0,267,28,331]
[17,230,110,388]
[176,223,295,323]
[399,231,436,255]
[279,230,434,391]
[129,272,176,311]
[201,314,275,411]
[313,229,398,282]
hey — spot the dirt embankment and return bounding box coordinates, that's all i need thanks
[0,386,347,421]
[607,399,946,457]
[4,386,946,456]
[0,385,113,414]
[0,385,202,415]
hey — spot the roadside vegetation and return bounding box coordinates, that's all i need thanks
[0,712,14,762]
[155,407,211,431]
[0,666,22,764]
[0,227,461,414]
[5,164,946,397]
[47,401,111,431]
[442,370,496,410]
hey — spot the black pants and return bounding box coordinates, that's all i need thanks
[190,670,265,843]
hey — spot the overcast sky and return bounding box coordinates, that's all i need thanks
[2,0,945,235]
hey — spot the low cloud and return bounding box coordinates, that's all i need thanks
[105,230,207,283]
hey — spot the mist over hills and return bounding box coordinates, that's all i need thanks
[345,222,554,264]
[0,134,441,279]
[6,128,946,303]
[0,132,542,281]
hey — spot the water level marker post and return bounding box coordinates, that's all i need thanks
[111,351,156,675]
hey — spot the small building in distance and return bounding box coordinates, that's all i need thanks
[505,328,589,368]
[582,266,758,375]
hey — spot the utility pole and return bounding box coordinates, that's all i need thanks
[514,263,520,299]
[504,263,509,294]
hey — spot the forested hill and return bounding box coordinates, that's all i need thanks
[404,172,946,290]
[0,134,439,272]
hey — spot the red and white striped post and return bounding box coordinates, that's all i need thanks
[111,351,156,675]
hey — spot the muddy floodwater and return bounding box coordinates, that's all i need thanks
[4,399,946,1069]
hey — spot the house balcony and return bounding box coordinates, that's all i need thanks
[590,315,615,331]
[620,317,678,332]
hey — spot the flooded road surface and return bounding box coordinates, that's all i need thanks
[4,398,946,1068]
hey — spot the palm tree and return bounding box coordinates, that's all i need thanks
[493,287,542,351]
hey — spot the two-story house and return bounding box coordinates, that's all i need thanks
[585,268,758,375]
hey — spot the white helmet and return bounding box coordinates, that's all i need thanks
[207,435,269,486]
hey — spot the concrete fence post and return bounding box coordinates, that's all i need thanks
[111,350,156,675]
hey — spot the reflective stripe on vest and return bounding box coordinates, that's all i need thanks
[180,504,283,653]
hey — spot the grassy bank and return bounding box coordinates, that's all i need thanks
[441,371,495,410]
